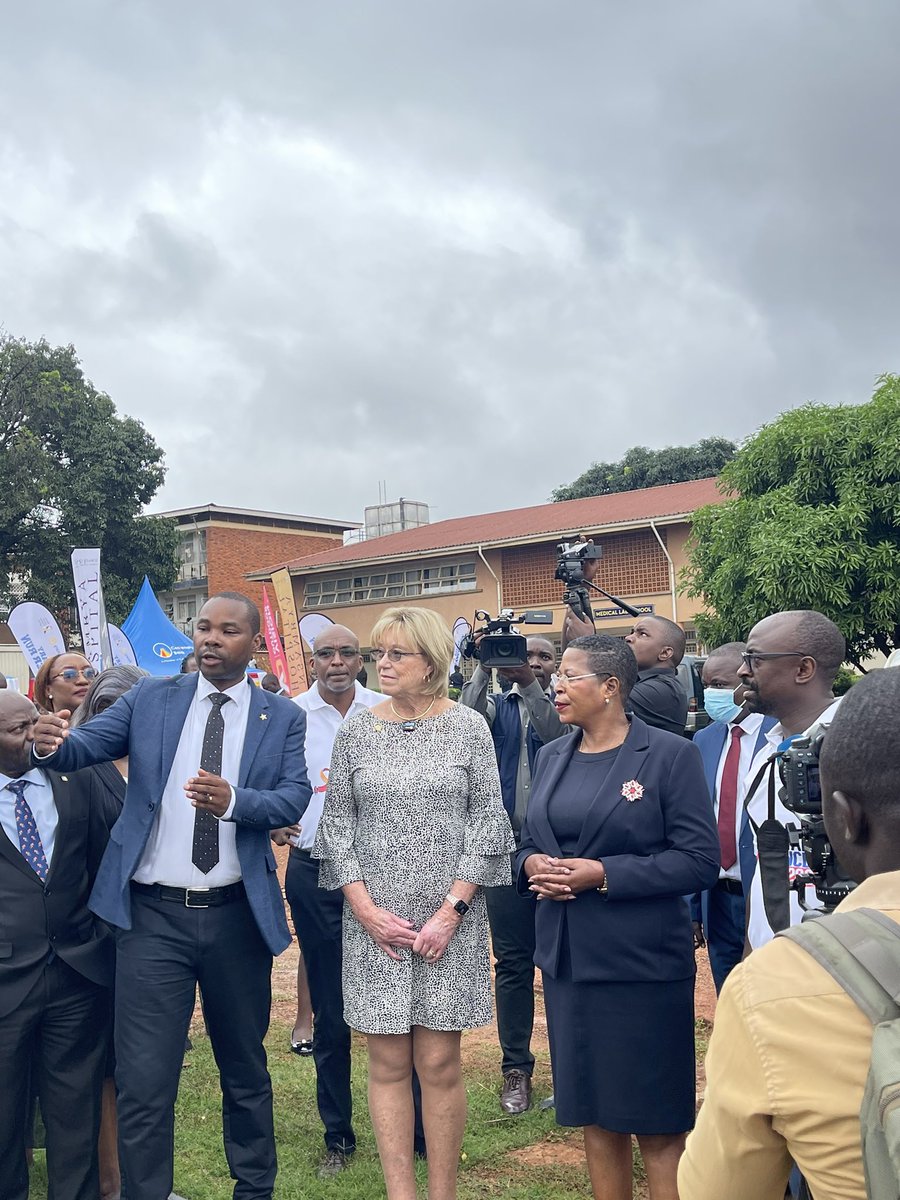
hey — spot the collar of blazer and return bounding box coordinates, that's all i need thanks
[529,717,652,860]
[158,674,275,792]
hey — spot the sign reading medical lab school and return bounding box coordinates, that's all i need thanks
[594,604,655,620]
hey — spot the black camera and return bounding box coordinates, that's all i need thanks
[461,609,553,668]
[555,539,640,623]
[777,723,855,911]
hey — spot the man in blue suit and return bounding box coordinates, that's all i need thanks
[689,642,775,993]
[33,592,310,1200]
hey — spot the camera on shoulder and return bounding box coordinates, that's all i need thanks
[461,609,553,669]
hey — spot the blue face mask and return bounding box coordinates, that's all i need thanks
[703,687,742,725]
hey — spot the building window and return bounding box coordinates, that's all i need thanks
[304,561,477,608]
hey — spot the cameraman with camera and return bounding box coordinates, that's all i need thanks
[679,666,900,1200]
[738,610,845,949]
[460,635,570,1115]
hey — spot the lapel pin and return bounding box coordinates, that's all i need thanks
[60,775,68,782]
[260,713,268,720]
[621,780,644,802]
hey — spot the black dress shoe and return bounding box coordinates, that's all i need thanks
[500,1069,532,1115]
[290,1037,314,1056]
[318,1148,352,1178]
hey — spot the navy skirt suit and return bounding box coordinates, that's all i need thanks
[516,717,719,1134]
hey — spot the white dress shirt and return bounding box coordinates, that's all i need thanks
[133,674,252,888]
[0,767,57,866]
[712,711,764,883]
[743,697,842,948]
[293,681,381,850]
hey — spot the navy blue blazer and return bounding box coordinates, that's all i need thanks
[688,716,776,927]
[35,674,310,956]
[516,717,719,984]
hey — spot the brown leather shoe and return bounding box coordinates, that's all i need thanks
[500,1069,532,1115]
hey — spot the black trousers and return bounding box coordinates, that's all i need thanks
[115,889,275,1200]
[706,882,747,994]
[485,880,537,1076]
[0,957,109,1200]
[285,850,425,1154]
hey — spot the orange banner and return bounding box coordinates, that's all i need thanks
[270,568,309,694]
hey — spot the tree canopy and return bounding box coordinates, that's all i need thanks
[684,375,900,668]
[0,334,178,623]
[550,437,737,502]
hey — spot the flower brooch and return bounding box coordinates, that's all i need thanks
[621,780,644,802]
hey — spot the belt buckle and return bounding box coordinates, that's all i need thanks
[184,887,212,908]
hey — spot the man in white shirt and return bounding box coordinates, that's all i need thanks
[737,609,845,948]
[32,593,309,1200]
[278,625,419,1176]
[689,643,775,992]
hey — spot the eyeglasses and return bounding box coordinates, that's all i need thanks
[51,666,98,683]
[740,651,808,671]
[371,648,424,663]
[556,671,612,684]
[312,646,360,662]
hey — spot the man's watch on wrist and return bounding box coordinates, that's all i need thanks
[446,892,470,917]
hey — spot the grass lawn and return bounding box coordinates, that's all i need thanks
[25,1015,713,1199]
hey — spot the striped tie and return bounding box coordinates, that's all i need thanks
[8,779,49,881]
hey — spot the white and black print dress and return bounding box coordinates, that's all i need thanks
[314,704,514,1034]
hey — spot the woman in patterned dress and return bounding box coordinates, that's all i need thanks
[314,607,514,1200]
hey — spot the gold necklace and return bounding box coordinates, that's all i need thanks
[390,695,437,724]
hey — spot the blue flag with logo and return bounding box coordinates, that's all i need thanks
[121,577,193,675]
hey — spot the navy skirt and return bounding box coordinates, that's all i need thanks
[543,966,696,1135]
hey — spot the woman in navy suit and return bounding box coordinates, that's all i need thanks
[518,635,718,1200]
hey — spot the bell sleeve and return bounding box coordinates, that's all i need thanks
[455,712,516,886]
[313,722,363,891]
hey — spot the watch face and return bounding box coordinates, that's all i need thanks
[454,899,469,915]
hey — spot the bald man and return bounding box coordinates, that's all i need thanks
[738,609,846,947]
[0,692,113,1200]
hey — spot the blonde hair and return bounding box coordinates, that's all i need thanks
[370,607,453,699]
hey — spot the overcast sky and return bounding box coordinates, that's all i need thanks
[2,1,898,526]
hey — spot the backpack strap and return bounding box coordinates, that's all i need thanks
[778,909,900,1025]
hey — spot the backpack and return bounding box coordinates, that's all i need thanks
[779,908,900,1200]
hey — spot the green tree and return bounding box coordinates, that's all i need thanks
[551,437,737,502]
[683,375,900,669]
[0,333,179,622]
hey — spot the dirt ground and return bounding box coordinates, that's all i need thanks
[268,845,718,1187]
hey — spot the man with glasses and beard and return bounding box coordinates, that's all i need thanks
[737,609,845,949]
[279,626,425,1176]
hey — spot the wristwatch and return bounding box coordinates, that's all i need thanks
[446,892,470,916]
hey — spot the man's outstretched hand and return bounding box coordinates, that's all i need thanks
[32,710,72,756]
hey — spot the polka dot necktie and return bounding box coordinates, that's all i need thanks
[7,779,49,881]
[192,693,232,874]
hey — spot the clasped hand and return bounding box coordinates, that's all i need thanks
[361,904,459,963]
[524,853,605,900]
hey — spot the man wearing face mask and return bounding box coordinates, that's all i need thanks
[688,643,775,993]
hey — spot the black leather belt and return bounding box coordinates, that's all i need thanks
[131,881,245,908]
[715,877,744,896]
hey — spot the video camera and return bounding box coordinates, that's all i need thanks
[461,609,553,669]
[555,539,641,623]
[776,722,856,912]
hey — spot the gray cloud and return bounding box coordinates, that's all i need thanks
[1,0,898,524]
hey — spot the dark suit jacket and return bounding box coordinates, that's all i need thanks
[516,717,719,983]
[0,769,114,1019]
[688,716,777,928]
[36,674,311,956]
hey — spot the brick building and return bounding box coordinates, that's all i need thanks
[251,478,725,666]
[154,505,358,635]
